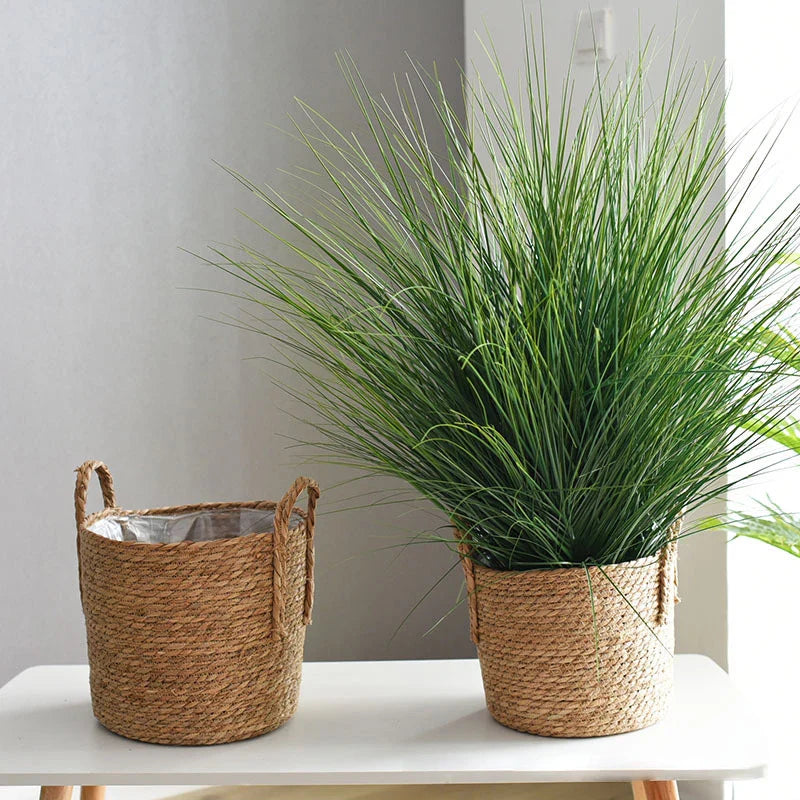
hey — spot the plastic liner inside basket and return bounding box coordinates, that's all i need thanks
[87,508,304,544]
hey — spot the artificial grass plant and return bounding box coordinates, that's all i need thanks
[211,31,800,570]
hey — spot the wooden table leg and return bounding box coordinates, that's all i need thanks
[632,781,679,800]
[80,788,106,800]
[39,788,73,800]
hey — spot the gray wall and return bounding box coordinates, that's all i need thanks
[0,0,467,685]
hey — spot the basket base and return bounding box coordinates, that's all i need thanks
[92,705,298,746]
[485,697,668,738]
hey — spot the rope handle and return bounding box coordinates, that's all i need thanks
[74,460,117,532]
[455,530,480,645]
[657,518,681,625]
[272,476,321,638]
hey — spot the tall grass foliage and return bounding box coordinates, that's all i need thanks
[211,32,800,570]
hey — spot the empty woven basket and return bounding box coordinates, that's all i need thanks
[74,460,320,745]
[458,524,679,738]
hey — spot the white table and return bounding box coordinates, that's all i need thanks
[0,656,766,800]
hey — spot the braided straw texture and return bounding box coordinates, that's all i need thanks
[75,462,319,746]
[460,529,679,738]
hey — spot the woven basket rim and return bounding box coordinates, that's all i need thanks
[81,500,308,547]
[469,550,662,578]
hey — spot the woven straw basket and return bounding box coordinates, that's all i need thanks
[74,460,320,746]
[458,524,679,738]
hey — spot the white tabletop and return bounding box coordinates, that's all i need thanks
[0,656,765,786]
